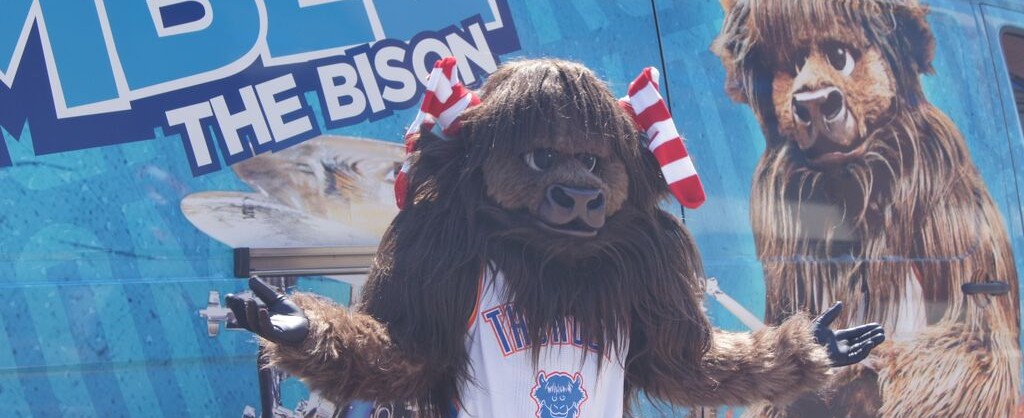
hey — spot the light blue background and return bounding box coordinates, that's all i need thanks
[2,0,1024,417]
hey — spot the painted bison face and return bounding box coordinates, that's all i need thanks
[771,40,895,169]
[714,0,937,171]
[482,134,630,238]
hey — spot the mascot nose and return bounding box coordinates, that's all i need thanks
[543,184,606,228]
[548,184,604,213]
[792,87,846,126]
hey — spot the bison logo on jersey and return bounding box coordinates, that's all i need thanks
[531,371,587,418]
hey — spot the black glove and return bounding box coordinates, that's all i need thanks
[812,302,885,367]
[225,277,309,345]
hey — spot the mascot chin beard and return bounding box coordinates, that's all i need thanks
[225,58,885,418]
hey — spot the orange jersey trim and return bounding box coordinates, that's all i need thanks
[466,267,486,332]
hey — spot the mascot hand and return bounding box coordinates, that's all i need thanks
[812,302,885,367]
[225,277,309,345]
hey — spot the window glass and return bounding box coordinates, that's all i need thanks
[1004,32,1024,127]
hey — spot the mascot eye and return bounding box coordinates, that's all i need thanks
[794,52,808,74]
[524,149,558,171]
[577,154,598,172]
[826,45,856,76]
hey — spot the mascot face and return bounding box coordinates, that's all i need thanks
[771,37,895,169]
[464,59,642,240]
[531,372,587,418]
[481,128,630,238]
[715,0,936,172]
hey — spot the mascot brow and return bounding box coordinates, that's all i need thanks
[228,57,883,417]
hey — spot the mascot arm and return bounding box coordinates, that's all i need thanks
[702,314,832,404]
[655,313,833,407]
[259,292,432,405]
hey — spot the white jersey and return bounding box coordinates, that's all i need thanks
[457,267,627,418]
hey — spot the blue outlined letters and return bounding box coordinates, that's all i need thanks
[0,0,520,175]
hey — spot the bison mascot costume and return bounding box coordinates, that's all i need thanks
[226,58,884,417]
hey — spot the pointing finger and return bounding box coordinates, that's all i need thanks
[249,276,283,305]
[817,301,844,327]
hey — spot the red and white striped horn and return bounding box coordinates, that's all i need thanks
[618,67,706,209]
[394,57,481,209]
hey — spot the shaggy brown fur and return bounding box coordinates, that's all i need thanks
[713,0,1021,416]
[261,59,833,416]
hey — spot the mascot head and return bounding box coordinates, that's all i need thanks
[711,0,950,245]
[713,0,935,171]
[399,59,674,247]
